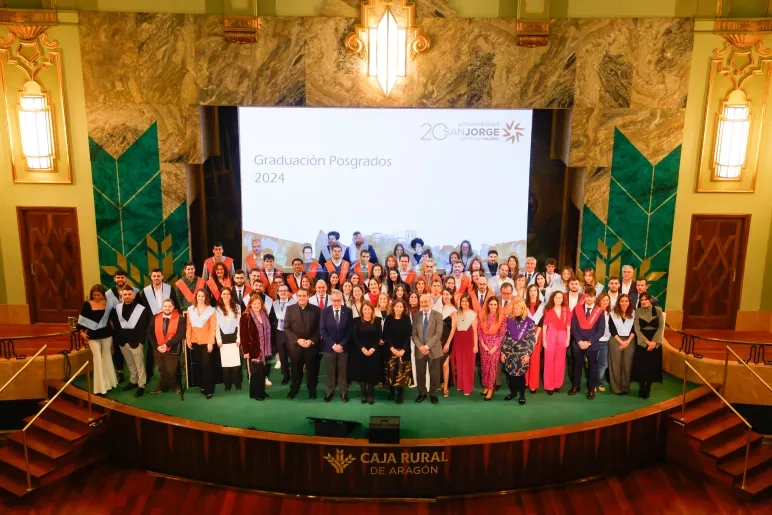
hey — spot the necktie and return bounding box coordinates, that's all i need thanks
[319,296,325,309]
[335,310,340,324]
[503,300,508,307]
[479,293,484,306]
[237,289,242,303]
[422,313,428,343]
[163,317,169,334]
[527,273,532,283]
[586,307,591,318]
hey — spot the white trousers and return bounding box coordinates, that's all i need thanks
[120,344,147,388]
[89,337,118,394]
[410,340,431,389]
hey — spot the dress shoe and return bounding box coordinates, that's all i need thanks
[254,396,265,401]
[122,382,138,391]
[367,397,374,405]
[135,387,145,398]
[415,394,426,403]
[287,391,297,399]
[235,387,242,391]
[116,372,124,383]
[309,391,317,400]
[206,394,213,399]
[519,397,526,405]
[95,393,106,397]
[504,394,515,401]
[225,386,231,392]
[529,390,537,394]
[341,394,349,403]
[553,388,560,393]
[361,396,368,404]
[587,389,596,400]
[263,392,270,398]
[568,387,579,396]
[149,388,163,395]
[324,393,334,403]
[547,390,554,396]
[430,396,438,404]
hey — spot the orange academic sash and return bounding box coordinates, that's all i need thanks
[287,275,302,294]
[402,269,417,286]
[205,256,234,277]
[245,253,263,272]
[417,273,441,287]
[307,262,320,280]
[154,311,180,350]
[206,277,232,301]
[325,260,350,281]
[470,288,493,313]
[353,262,373,283]
[260,269,283,300]
[176,277,205,304]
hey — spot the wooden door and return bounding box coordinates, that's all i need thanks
[17,207,84,323]
[682,215,750,330]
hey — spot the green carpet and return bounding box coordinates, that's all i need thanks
[73,370,695,439]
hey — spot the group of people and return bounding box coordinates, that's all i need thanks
[77,234,665,407]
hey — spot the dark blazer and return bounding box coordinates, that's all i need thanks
[570,305,606,349]
[319,305,353,353]
[629,291,659,310]
[284,303,321,349]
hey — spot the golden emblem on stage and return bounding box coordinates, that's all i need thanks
[324,449,356,474]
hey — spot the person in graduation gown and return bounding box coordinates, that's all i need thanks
[482,249,499,278]
[596,292,612,393]
[215,288,242,391]
[470,276,494,314]
[142,268,178,382]
[351,248,374,284]
[146,298,185,395]
[558,266,576,293]
[206,261,232,304]
[632,293,664,399]
[569,288,606,400]
[609,293,636,395]
[351,302,382,404]
[448,262,471,299]
[77,285,117,396]
[244,236,264,275]
[201,242,236,280]
[229,270,252,311]
[525,284,545,393]
[383,299,413,404]
[175,262,205,312]
[324,244,350,282]
[259,254,283,300]
[291,275,314,301]
[106,269,139,384]
[583,268,605,296]
[501,297,537,404]
[186,289,218,399]
[451,293,478,395]
[345,231,379,265]
[397,255,417,287]
[478,296,506,401]
[284,288,322,399]
[302,245,322,281]
[287,258,306,295]
[240,295,269,401]
[317,231,340,269]
[439,289,457,398]
[542,290,571,394]
[534,273,549,302]
[111,286,151,397]
[544,258,562,291]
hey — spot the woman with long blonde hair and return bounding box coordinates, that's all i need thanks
[501,296,537,404]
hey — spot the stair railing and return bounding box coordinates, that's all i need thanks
[20,361,91,491]
[723,345,772,396]
[0,344,48,401]
[680,361,753,490]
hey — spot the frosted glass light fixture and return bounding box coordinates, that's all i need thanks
[367,11,407,96]
[17,81,55,171]
[712,89,751,180]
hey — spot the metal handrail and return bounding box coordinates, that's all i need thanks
[667,324,772,347]
[667,323,772,364]
[723,345,772,394]
[21,360,91,491]
[680,361,753,490]
[0,345,48,400]
[1,329,77,341]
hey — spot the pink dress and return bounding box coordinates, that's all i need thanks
[543,307,570,391]
[478,314,506,389]
[451,310,476,394]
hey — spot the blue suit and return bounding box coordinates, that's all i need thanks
[569,305,606,391]
[319,304,354,396]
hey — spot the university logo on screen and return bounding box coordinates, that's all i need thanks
[324,449,448,476]
[420,121,526,143]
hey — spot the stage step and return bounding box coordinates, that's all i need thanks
[718,445,772,479]
[687,412,745,443]
[0,445,57,478]
[7,428,73,461]
[742,464,772,497]
[37,397,104,425]
[703,431,764,460]
[0,473,29,497]
[670,397,726,425]
[23,413,90,443]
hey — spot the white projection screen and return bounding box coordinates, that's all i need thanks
[238,107,533,269]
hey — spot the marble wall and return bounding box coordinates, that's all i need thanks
[78,11,693,276]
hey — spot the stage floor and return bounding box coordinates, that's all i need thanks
[73,371,695,439]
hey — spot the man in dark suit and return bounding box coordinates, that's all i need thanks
[569,288,606,400]
[284,288,321,399]
[411,294,444,404]
[319,290,353,403]
[629,278,659,309]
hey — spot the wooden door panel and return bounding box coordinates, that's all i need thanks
[18,208,84,323]
[682,215,749,330]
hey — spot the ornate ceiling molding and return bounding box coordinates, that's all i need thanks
[0,10,57,41]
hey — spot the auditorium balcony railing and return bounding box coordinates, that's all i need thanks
[667,324,771,364]
[0,327,85,360]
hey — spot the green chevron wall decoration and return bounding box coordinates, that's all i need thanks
[90,123,190,287]
[579,129,681,307]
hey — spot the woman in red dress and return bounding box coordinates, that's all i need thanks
[478,296,506,401]
[525,284,545,393]
[451,293,478,395]
[542,290,571,394]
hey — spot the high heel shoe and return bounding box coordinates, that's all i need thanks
[480,388,488,397]
[484,390,493,401]
[443,388,449,398]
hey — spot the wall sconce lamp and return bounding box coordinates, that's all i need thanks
[712,89,751,180]
[18,80,56,170]
[346,1,430,96]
